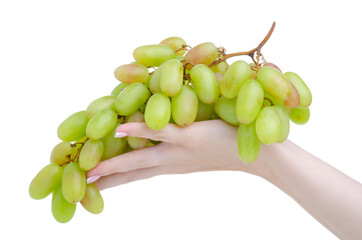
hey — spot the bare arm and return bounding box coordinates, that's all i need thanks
[258,140,362,240]
[87,120,362,239]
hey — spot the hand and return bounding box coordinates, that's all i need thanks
[86,120,265,190]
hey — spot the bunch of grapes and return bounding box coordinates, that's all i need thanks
[29,23,312,223]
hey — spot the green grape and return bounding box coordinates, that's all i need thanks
[195,100,214,121]
[149,64,163,94]
[79,139,103,171]
[220,60,250,98]
[115,82,151,116]
[29,163,63,200]
[255,106,281,145]
[86,96,116,119]
[284,79,300,108]
[236,79,264,124]
[214,97,239,125]
[214,72,223,86]
[133,44,176,67]
[139,103,146,113]
[263,62,283,73]
[211,60,228,74]
[114,63,149,84]
[62,162,86,204]
[160,37,187,56]
[175,55,184,61]
[171,85,198,126]
[86,109,118,140]
[57,111,89,142]
[80,183,104,214]
[275,106,290,142]
[144,93,171,130]
[257,66,291,100]
[238,122,261,164]
[190,64,219,104]
[264,91,284,106]
[159,59,183,96]
[127,111,148,149]
[50,142,75,166]
[144,74,152,89]
[249,63,257,80]
[289,107,310,125]
[52,186,76,223]
[284,72,312,108]
[184,42,218,69]
[111,82,128,97]
[102,123,127,161]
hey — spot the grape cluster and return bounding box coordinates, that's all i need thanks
[29,36,312,223]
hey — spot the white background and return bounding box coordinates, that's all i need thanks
[1,0,361,239]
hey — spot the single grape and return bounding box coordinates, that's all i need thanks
[133,44,176,67]
[255,106,281,144]
[160,37,187,56]
[184,42,218,69]
[50,142,75,166]
[114,63,149,84]
[210,61,228,74]
[52,186,76,223]
[274,106,290,142]
[144,93,171,130]
[214,72,223,86]
[263,62,283,73]
[127,111,148,149]
[257,66,291,100]
[238,122,261,164]
[289,107,310,125]
[79,139,104,171]
[57,111,89,142]
[149,64,163,94]
[115,82,151,116]
[80,183,104,214]
[236,79,264,124]
[284,80,300,108]
[86,109,118,140]
[111,82,128,97]
[160,59,183,96]
[102,123,127,161]
[86,96,116,119]
[220,60,250,98]
[214,96,239,125]
[195,100,214,121]
[171,85,198,126]
[284,72,312,108]
[29,163,63,200]
[264,91,284,106]
[62,162,86,204]
[190,64,219,104]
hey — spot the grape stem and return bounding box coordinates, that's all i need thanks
[70,137,89,163]
[209,21,276,68]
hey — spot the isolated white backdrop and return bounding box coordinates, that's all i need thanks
[1,0,361,239]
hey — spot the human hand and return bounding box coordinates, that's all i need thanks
[87,120,266,190]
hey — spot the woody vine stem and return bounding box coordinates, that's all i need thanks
[208,21,276,69]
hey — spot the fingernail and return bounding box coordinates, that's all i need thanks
[87,175,100,184]
[114,132,127,138]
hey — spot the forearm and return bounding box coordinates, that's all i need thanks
[257,140,362,240]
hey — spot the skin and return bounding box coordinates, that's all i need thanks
[87,120,362,240]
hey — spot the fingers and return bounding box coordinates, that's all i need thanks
[86,143,168,181]
[115,122,184,143]
[94,166,165,191]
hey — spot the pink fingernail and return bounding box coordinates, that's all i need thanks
[87,175,100,184]
[114,132,127,138]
